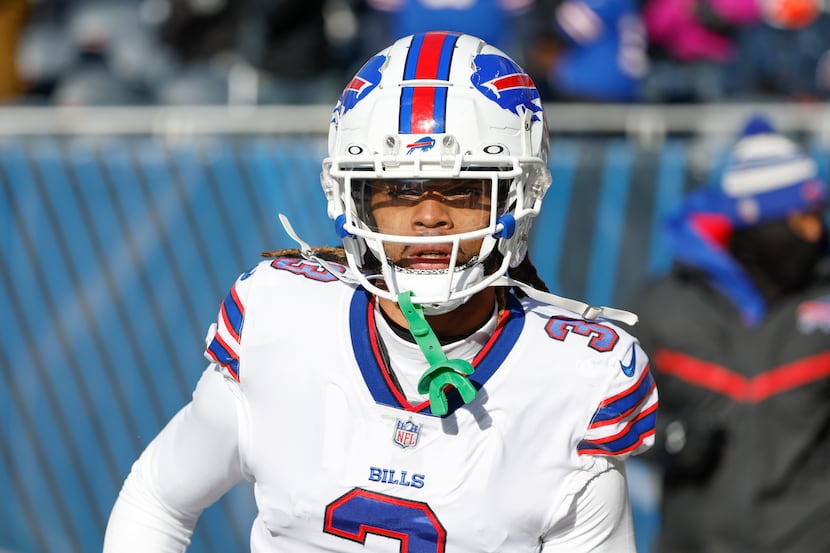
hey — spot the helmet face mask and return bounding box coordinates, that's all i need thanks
[351,177,509,233]
[321,31,551,313]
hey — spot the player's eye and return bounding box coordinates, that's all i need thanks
[360,178,493,211]
[440,181,484,201]
[386,180,487,202]
[387,182,424,200]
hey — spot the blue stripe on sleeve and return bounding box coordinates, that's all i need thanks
[590,370,655,425]
[579,408,657,455]
[222,289,244,339]
[207,337,239,376]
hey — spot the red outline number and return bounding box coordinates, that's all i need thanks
[545,316,619,352]
[324,488,446,552]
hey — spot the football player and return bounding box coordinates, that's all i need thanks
[103,31,657,552]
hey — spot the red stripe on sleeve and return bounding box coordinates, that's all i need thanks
[597,364,651,408]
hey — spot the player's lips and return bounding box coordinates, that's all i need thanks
[399,246,453,270]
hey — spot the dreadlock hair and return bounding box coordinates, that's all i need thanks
[261,246,550,300]
[261,246,348,264]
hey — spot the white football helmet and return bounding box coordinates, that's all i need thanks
[321,31,551,314]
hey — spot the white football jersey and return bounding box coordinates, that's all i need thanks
[199,257,657,553]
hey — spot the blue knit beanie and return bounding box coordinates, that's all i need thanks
[719,115,827,228]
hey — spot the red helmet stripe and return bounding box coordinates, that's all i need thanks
[399,32,458,134]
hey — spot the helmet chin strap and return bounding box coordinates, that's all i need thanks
[389,262,484,316]
[396,291,478,416]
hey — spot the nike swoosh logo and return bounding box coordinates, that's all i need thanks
[620,348,636,377]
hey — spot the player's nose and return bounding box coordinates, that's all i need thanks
[411,194,452,230]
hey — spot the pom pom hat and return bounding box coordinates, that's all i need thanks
[719,114,827,228]
[664,114,827,325]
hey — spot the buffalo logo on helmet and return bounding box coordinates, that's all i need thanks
[406,136,436,154]
[471,54,543,121]
[334,55,385,118]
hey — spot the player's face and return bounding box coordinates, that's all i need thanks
[356,178,493,270]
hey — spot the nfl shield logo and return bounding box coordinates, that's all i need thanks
[394,419,421,449]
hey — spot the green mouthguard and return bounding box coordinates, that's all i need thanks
[397,291,477,416]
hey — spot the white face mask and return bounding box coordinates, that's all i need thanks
[329,165,518,310]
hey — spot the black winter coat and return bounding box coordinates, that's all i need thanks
[632,265,830,553]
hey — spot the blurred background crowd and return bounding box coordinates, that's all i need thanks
[1,0,830,108]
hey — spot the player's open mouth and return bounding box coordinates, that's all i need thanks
[401,250,452,270]
[393,249,479,273]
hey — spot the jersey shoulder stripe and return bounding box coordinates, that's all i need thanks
[220,284,245,342]
[579,341,658,457]
[206,279,247,381]
[206,329,240,380]
[577,404,657,455]
[589,367,656,427]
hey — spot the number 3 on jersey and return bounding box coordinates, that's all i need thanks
[324,488,446,552]
[545,316,619,352]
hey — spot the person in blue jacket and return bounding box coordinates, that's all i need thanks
[525,0,648,102]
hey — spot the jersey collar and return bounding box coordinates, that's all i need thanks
[349,288,525,416]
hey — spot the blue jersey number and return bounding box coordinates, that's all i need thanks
[324,488,446,552]
[545,316,619,352]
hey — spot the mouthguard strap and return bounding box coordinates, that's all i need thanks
[397,291,477,416]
